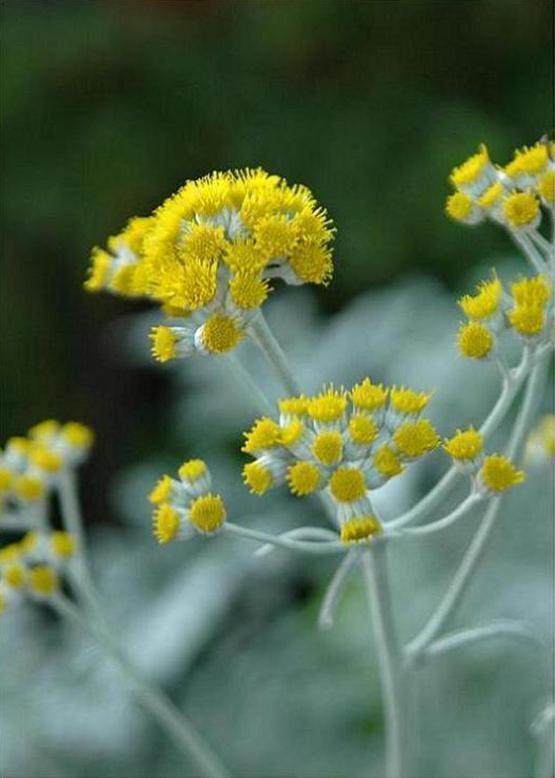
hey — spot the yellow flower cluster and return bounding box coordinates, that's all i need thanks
[0,530,76,615]
[445,140,554,230]
[456,273,552,359]
[85,169,334,361]
[149,458,226,544]
[0,421,94,516]
[241,379,439,531]
[443,427,525,492]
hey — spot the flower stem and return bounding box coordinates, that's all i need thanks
[406,353,551,660]
[250,311,302,396]
[361,545,406,778]
[52,594,230,778]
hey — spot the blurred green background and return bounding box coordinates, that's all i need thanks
[1,4,553,778]
[1,0,552,529]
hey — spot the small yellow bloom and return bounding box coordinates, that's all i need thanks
[4,563,26,588]
[288,243,333,285]
[28,420,60,440]
[242,461,273,495]
[242,418,282,454]
[150,325,179,363]
[392,419,439,458]
[61,422,94,449]
[287,461,321,496]
[178,459,208,482]
[348,413,379,446]
[188,494,226,534]
[14,475,45,502]
[511,275,551,308]
[390,387,431,416]
[199,314,244,354]
[508,305,545,337]
[311,431,343,465]
[477,182,504,210]
[50,531,76,558]
[149,475,173,505]
[445,191,477,223]
[29,565,58,596]
[0,544,20,565]
[457,321,493,359]
[373,445,404,478]
[278,395,309,418]
[450,144,490,187]
[29,445,63,473]
[229,272,271,310]
[443,427,484,461]
[0,466,13,492]
[153,503,181,544]
[458,278,502,320]
[537,169,555,204]
[480,455,525,492]
[505,142,549,180]
[340,516,382,544]
[279,420,306,447]
[350,378,388,411]
[329,467,366,503]
[307,386,347,423]
[503,192,540,229]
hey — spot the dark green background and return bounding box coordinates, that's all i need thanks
[1,0,552,525]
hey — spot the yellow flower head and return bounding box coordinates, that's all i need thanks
[242,461,273,495]
[242,418,282,454]
[392,419,439,459]
[279,420,306,448]
[28,420,60,440]
[50,531,76,558]
[188,494,226,534]
[153,503,181,544]
[329,467,366,503]
[29,565,58,597]
[287,461,321,496]
[457,321,493,359]
[508,305,545,337]
[505,142,549,181]
[28,444,63,473]
[390,387,432,416]
[373,445,404,478]
[198,314,244,355]
[511,275,551,309]
[480,455,525,493]
[458,278,502,320]
[350,378,388,411]
[311,431,343,465]
[307,386,348,424]
[444,427,484,461]
[340,516,382,544]
[4,563,26,588]
[537,169,555,204]
[150,325,179,363]
[178,459,208,483]
[445,192,479,224]
[14,474,45,502]
[477,182,504,210]
[149,475,173,505]
[348,413,379,446]
[450,144,491,191]
[503,192,540,229]
[278,395,309,419]
[85,216,152,297]
[0,466,14,493]
[61,423,94,450]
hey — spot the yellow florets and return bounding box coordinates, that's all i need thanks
[50,531,76,558]
[289,243,333,285]
[505,143,549,179]
[390,387,431,415]
[29,565,58,596]
[458,278,502,320]
[149,475,173,504]
[329,467,366,503]
[4,563,26,588]
[348,413,379,446]
[481,455,525,492]
[242,462,272,495]
[287,461,321,496]
[200,314,243,354]
[279,420,305,447]
[242,418,282,454]
[0,544,21,565]
[229,273,270,309]
[445,191,475,222]
[0,467,13,492]
[150,325,178,363]
[29,420,60,439]
[444,427,484,461]
[61,422,94,449]
[307,386,347,423]
[373,445,404,478]
[278,395,309,418]
[450,144,490,188]
[477,182,504,210]
[153,503,181,544]
[457,321,493,359]
[188,494,226,534]
[311,431,343,465]
[340,516,383,544]
[508,305,545,336]
[14,475,45,502]
[392,420,439,458]
[178,459,207,482]
[350,379,388,411]
[537,170,555,204]
[503,192,540,228]
[511,275,551,308]
[28,445,63,473]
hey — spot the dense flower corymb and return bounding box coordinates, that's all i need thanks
[85,169,335,361]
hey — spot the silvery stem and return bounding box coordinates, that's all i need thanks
[250,311,302,396]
